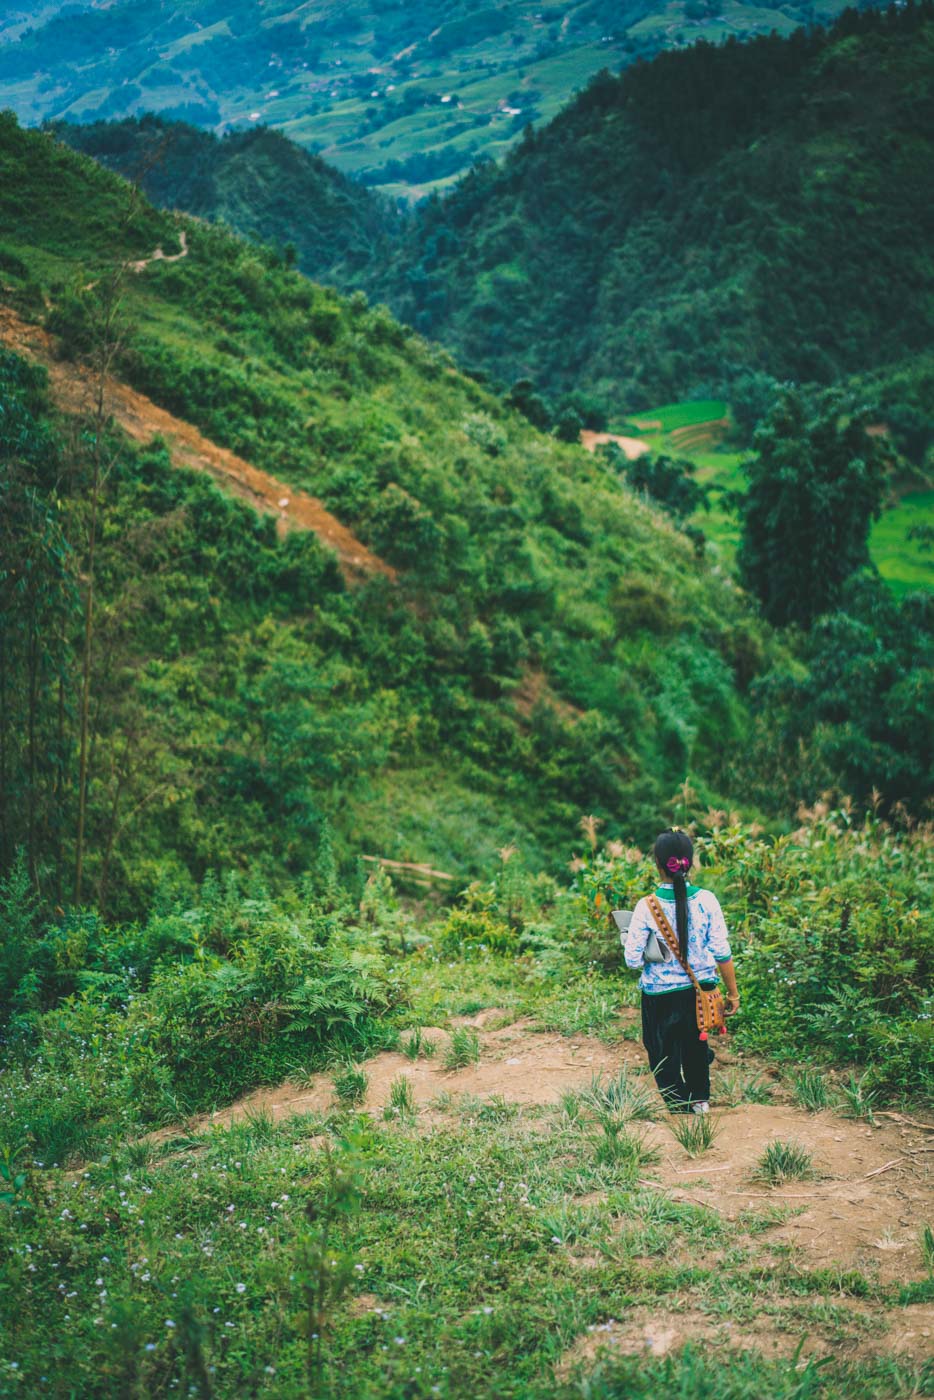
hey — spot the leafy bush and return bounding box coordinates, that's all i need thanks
[0,878,403,1157]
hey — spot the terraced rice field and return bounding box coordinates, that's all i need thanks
[612,401,934,591]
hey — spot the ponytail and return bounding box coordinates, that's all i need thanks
[653,828,694,960]
[672,870,689,961]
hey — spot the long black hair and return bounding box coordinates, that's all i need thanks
[653,829,694,960]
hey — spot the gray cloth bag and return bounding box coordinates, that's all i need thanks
[611,908,673,964]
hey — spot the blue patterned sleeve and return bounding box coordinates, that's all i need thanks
[623,898,653,969]
[704,892,733,962]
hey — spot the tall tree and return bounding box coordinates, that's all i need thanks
[737,390,889,628]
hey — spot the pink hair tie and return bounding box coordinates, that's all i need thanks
[665,855,690,875]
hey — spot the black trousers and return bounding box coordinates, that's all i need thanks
[641,987,710,1108]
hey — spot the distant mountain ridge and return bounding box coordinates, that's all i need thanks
[53,5,934,426]
[368,3,934,413]
[0,0,882,195]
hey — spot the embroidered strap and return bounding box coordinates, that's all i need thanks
[645,893,703,992]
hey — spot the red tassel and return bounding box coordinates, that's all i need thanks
[719,1025,728,1035]
[698,1030,708,1041]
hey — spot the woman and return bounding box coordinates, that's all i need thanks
[624,828,739,1113]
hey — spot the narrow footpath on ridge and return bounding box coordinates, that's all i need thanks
[0,302,395,585]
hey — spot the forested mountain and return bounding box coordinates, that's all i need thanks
[0,112,773,916]
[55,116,398,278]
[52,6,934,427]
[372,3,934,412]
[0,0,876,195]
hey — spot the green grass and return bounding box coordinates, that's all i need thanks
[443,1026,481,1070]
[838,1071,879,1123]
[401,1027,437,1061]
[793,1069,831,1112]
[0,1081,924,1397]
[580,1069,657,1122]
[333,1065,369,1105]
[670,1111,720,1156]
[383,1073,417,1120]
[753,1140,816,1186]
[621,400,933,592]
[869,489,934,595]
[630,399,728,433]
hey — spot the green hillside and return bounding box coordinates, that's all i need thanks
[373,5,934,415]
[53,115,399,279]
[0,0,878,195]
[0,111,775,916]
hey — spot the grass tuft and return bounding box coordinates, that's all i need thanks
[719,1069,772,1107]
[793,1068,831,1111]
[401,1027,437,1060]
[753,1139,815,1185]
[591,1116,658,1171]
[838,1071,878,1123]
[443,1026,480,1071]
[670,1112,720,1156]
[332,1064,368,1106]
[921,1223,934,1276]
[582,1068,657,1122]
[383,1074,416,1121]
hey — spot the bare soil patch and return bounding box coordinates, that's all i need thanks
[142,1016,933,1320]
[579,429,649,459]
[635,1102,934,1283]
[146,1020,622,1142]
[0,304,393,584]
[556,1296,934,1377]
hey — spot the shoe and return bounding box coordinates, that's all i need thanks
[691,1101,710,1115]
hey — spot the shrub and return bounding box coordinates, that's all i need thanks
[436,907,518,958]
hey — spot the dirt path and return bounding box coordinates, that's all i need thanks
[152,1010,933,1289]
[579,429,649,459]
[128,228,189,273]
[0,304,394,584]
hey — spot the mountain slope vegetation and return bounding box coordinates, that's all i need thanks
[51,5,934,434]
[53,116,398,279]
[0,112,772,915]
[0,0,877,195]
[373,4,934,412]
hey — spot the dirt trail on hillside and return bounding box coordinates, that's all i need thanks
[149,1009,934,1326]
[128,229,189,273]
[580,429,649,459]
[0,304,394,584]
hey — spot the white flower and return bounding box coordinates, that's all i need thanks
[235,1283,246,1294]
[165,1320,175,1329]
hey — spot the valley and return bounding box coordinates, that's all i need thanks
[0,9,931,1396]
[0,0,876,194]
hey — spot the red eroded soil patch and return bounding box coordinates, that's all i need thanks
[0,304,394,584]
